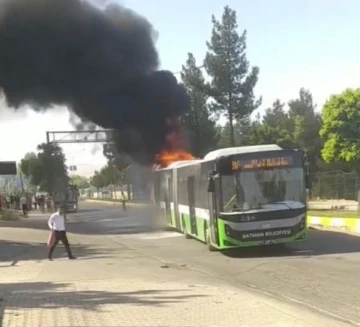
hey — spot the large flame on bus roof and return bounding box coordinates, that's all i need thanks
[154,120,195,168]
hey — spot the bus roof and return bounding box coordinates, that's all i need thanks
[155,145,287,171]
[157,159,201,171]
[203,144,283,161]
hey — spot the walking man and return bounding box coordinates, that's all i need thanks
[20,193,28,217]
[47,205,76,261]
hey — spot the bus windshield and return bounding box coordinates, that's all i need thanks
[221,167,306,212]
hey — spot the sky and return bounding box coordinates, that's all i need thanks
[0,0,359,177]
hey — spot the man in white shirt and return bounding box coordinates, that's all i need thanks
[20,194,28,216]
[47,206,76,261]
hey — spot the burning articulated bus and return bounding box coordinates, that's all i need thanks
[153,144,309,251]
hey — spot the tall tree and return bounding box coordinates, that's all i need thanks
[288,88,322,172]
[321,88,360,171]
[180,52,219,157]
[250,99,294,148]
[90,170,105,191]
[262,99,291,131]
[218,116,255,148]
[204,6,261,146]
[320,88,360,208]
[20,143,68,194]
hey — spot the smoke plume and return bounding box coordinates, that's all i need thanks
[0,0,190,164]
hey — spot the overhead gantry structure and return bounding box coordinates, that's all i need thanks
[46,130,114,144]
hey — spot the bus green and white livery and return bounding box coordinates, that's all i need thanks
[153,144,308,251]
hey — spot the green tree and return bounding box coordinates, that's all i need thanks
[246,100,293,148]
[70,175,90,189]
[262,99,292,132]
[217,117,255,147]
[180,52,219,156]
[20,143,68,194]
[320,88,360,207]
[288,88,322,172]
[90,170,105,190]
[100,164,124,186]
[321,88,360,170]
[204,6,261,146]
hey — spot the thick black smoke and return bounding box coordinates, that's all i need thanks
[0,0,190,164]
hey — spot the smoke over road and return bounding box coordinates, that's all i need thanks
[0,0,190,164]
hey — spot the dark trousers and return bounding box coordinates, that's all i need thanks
[48,231,73,259]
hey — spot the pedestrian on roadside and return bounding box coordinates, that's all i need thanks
[121,191,127,211]
[47,205,76,261]
[20,193,28,216]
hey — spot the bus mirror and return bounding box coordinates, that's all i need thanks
[207,178,215,193]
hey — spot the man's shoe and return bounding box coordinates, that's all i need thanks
[69,256,77,260]
[48,257,53,261]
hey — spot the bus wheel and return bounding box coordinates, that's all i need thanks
[205,227,216,251]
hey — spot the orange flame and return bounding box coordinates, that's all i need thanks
[154,119,195,169]
[155,149,195,168]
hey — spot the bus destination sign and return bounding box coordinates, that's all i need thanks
[231,156,293,172]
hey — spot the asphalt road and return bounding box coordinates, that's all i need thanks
[68,201,360,326]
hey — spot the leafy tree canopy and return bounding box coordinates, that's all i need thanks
[204,5,261,146]
[320,88,360,173]
[180,52,219,157]
[20,143,68,194]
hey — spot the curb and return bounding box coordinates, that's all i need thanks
[307,215,360,234]
[84,199,151,208]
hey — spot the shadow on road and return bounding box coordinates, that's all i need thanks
[0,281,206,326]
[0,207,162,237]
[221,228,360,258]
[0,240,115,264]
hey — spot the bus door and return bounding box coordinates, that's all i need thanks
[165,177,172,225]
[207,173,220,246]
[187,175,197,236]
[173,170,181,230]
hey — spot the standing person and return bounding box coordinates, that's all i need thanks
[9,194,14,209]
[121,190,127,211]
[47,194,54,212]
[20,194,28,216]
[33,195,38,210]
[15,194,20,210]
[40,195,45,213]
[47,206,76,261]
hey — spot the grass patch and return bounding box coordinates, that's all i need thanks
[0,210,21,221]
[308,210,360,218]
